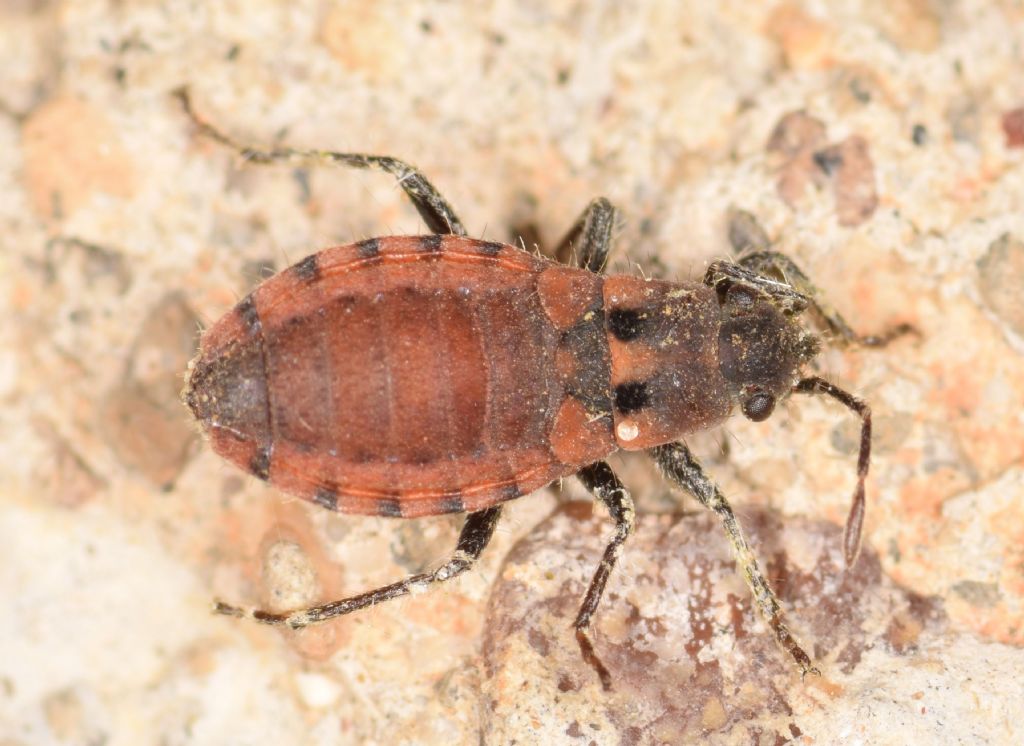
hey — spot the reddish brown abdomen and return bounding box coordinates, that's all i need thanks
[185,235,616,517]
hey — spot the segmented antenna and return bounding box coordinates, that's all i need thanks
[793,376,871,567]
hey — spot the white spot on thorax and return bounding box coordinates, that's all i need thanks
[616,421,640,442]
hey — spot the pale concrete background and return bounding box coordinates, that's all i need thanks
[2,1,1024,744]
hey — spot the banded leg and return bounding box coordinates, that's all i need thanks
[176,88,465,236]
[555,197,618,273]
[215,506,502,628]
[738,250,915,347]
[651,442,819,677]
[704,259,811,316]
[574,461,636,690]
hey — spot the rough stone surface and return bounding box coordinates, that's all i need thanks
[3,1,1024,744]
[481,504,1020,744]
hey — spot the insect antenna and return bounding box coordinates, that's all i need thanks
[792,376,871,568]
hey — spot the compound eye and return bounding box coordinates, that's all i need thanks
[727,284,756,312]
[741,391,776,422]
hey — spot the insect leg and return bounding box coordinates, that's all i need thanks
[704,258,811,315]
[176,88,465,236]
[554,197,618,273]
[215,506,502,628]
[650,442,819,677]
[738,250,915,347]
[726,207,773,255]
[573,460,636,690]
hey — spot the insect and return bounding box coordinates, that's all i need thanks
[178,90,912,689]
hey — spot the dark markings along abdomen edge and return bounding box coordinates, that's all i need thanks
[293,253,321,281]
[418,234,443,253]
[313,487,339,511]
[500,483,522,501]
[438,493,465,514]
[250,445,272,480]
[377,496,403,517]
[478,241,504,256]
[237,294,262,334]
[356,238,381,258]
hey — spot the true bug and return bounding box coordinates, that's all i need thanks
[179,91,912,689]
